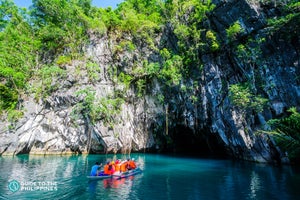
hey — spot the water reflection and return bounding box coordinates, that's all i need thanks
[249,171,261,199]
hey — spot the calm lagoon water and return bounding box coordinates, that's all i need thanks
[0,153,299,200]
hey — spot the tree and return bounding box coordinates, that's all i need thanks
[0,0,17,31]
[0,1,39,115]
[30,0,93,56]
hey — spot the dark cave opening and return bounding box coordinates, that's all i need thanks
[168,125,229,158]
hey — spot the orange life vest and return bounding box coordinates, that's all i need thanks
[115,163,121,172]
[104,164,110,175]
[128,160,136,169]
[120,162,128,172]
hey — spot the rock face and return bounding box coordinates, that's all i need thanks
[0,0,299,164]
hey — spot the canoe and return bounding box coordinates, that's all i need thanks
[87,168,142,180]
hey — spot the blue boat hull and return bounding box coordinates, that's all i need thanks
[87,168,142,180]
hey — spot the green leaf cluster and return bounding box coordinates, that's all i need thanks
[267,107,300,162]
[72,87,124,125]
[229,83,268,113]
[226,21,244,42]
[86,61,100,83]
[170,0,216,67]
[33,65,66,100]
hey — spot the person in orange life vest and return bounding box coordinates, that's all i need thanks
[109,161,115,174]
[103,162,110,175]
[120,160,128,172]
[114,160,121,174]
[128,158,137,170]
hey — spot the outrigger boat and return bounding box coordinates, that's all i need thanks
[87,168,142,180]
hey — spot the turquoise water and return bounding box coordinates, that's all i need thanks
[0,153,299,200]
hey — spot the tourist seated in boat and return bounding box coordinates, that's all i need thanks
[109,161,116,174]
[120,160,129,173]
[103,161,116,175]
[128,158,137,170]
[90,162,102,176]
[103,162,111,175]
[113,160,122,175]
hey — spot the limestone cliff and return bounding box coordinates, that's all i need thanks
[0,0,299,164]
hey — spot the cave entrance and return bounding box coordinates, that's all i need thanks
[170,125,228,158]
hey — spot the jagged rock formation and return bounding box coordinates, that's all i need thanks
[0,0,299,164]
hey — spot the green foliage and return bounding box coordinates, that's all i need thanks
[191,95,198,104]
[86,61,100,83]
[267,107,300,162]
[0,1,40,112]
[168,0,215,71]
[118,72,133,90]
[145,62,160,78]
[0,0,18,31]
[72,87,96,123]
[206,30,219,51]
[136,79,146,97]
[34,65,66,100]
[267,13,299,29]
[7,109,24,123]
[72,87,124,125]
[265,0,300,32]
[115,0,163,35]
[56,55,72,66]
[236,38,264,65]
[156,94,165,104]
[118,60,160,97]
[289,1,300,10]
[159,55,183,86]
[226,21,244,41]
[114,40,136,53]
[229,83,268,113]
[0,83,18,111]
[31,0,96,56]
[93,7,121,30]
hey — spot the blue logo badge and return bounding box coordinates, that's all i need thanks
[8,180,20,193]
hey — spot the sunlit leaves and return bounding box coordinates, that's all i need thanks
[72,87,124,125]
[160,55,183,86]
[31,0,93,55]
[229,83,268,113]
[206,30,219,51]
[0,2,40,112]
[226,21,244,42]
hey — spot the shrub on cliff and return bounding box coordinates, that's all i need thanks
[267,107,300,164]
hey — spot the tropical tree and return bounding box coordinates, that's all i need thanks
[0,0,39,117]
